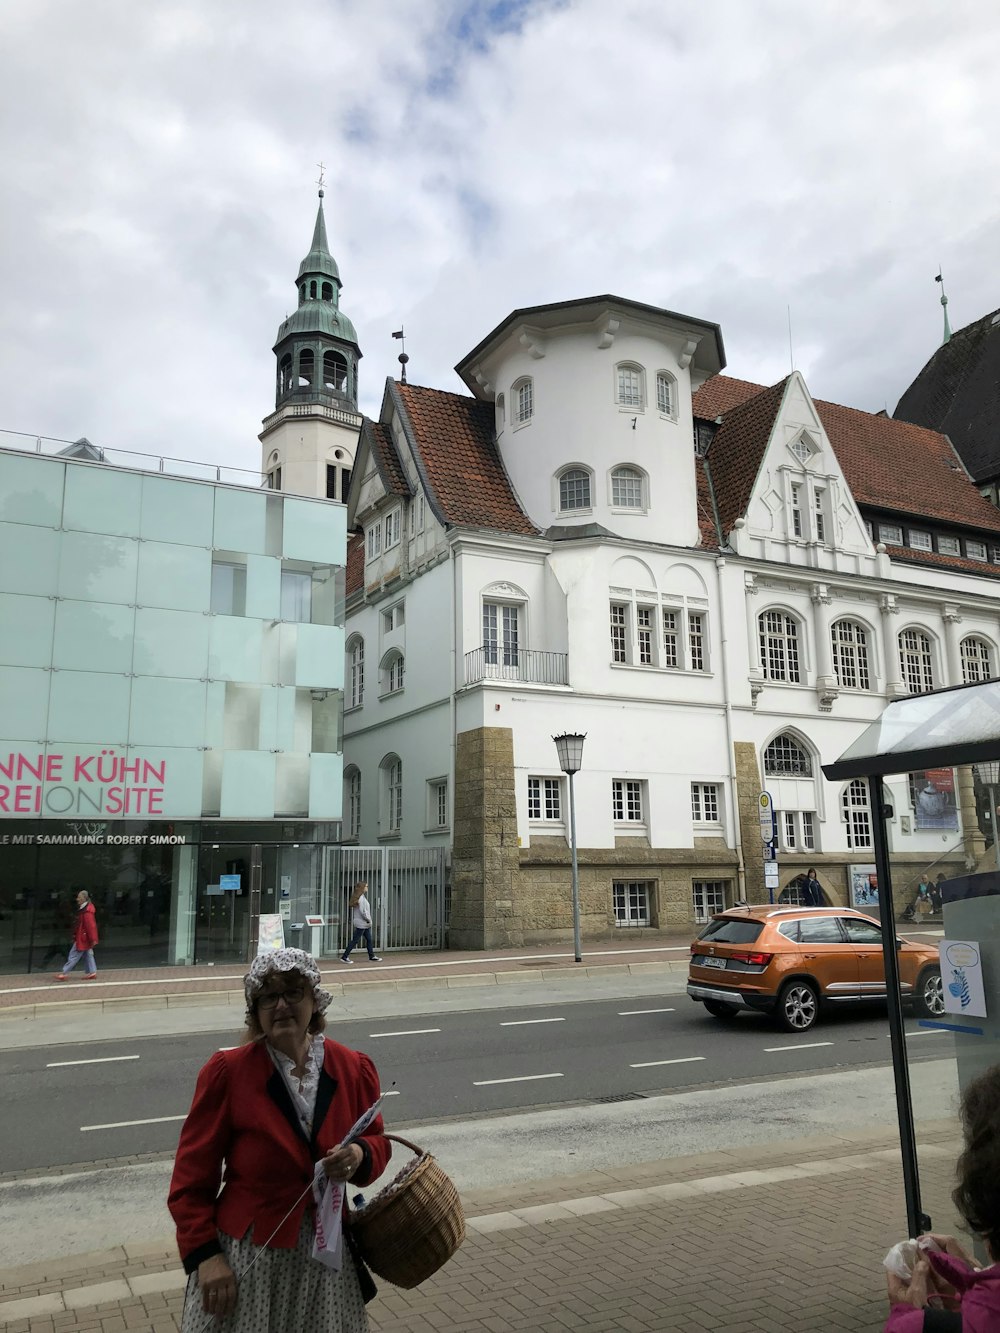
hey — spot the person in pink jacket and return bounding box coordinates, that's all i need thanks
[886,1065,1000,1331]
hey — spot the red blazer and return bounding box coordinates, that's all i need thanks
[74,902,98,951]
[168,1037,391,1273]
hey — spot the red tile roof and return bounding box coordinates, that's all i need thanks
[345,529,364,597]
[366,421,411,497]
[882,542,1000,580]
[694,374,1000,537]
[393,383,537,536]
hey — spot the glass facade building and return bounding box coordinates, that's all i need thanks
[0,448,347,972]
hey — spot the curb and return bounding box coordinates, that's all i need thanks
[0,959,686,1020]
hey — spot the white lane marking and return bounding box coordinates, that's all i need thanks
[629,1056,706,1068]
[368,1027,442,1038]
[47,1055,140,1068]
[383,1090,401,1096]
[81,1114,187,1132]
[499,1017,566,1027]
[618,1008,676,1016]
[473,1072,564,1086]
[906,1028,947,1037]
[763,1042,834,1053]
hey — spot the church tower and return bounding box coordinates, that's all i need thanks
[259,186,362,501]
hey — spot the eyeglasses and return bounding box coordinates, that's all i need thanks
[257,986,306,1009]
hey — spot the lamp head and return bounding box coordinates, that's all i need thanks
[553,732,586,774]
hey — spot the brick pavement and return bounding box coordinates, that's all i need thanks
[0,1125,965,1332]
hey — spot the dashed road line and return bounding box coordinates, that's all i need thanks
[763,1042,834,1053]
[473,1072,564,1086]
[368,1028,442,1038]
[47,1055,140,1068]
[629,1056,705,1068]
[618,1008,675,1016]
[81,1114,187,1132]
[499,1017,565,1027]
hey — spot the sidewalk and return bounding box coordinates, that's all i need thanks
[0,936,696,1019]
[0,1122,963,1332]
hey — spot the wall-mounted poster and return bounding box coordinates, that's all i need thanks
[939,939,988,1019]
[909,768,958,830]
[850,864,879,908]
[257,914,285,954]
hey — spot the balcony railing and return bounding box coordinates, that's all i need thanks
[464,646,569,687]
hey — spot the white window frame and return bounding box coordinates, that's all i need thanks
[843,778,872,850]
[615,362,645,410]
[382,603,404,633]
[366,523,382,560]
[495,393,505,434]
[609,465,646,511]
[879,523,903,546]
[527,775,564,825]
[692,880,728,923]
[655,371,676,418]
[775,809,818,853]
[483,601,521,669]
[347,635,365,710]
[381,652,404,695]
[908,529,932,551]
[790,483,804,539]
[759,610,802,683]
[691,782,721,825]
[344,767,361,841]
[612,778,646,828]
[558,466,593,513]
[898,628,935,694]
[937,534,960,555]
[613,880,652,927]
[961,635,994,684]
[513,377,534,426]
[384,508,401,550]
[830,619,871,691]
[763,733,812,777]
[813,487,827,544]
[612,594,709,672]
[381,756,402,837]
[967,539,988,562]
[426,778,449,832]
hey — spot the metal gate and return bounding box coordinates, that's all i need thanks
[318,846,447,956]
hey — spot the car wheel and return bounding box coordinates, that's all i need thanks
[776,980,819,1033]
[914,967,944,1019]
[704,999,740,1020]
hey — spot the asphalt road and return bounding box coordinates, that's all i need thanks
[2,993,949,1174]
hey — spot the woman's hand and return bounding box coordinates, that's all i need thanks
[198,1254,237,1320]
[887,1254,931,1308]
[323,1143,363,1183]
[924,1232,978,1268]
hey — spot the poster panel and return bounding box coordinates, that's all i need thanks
[257,914,285,954]
[849,863,879,908]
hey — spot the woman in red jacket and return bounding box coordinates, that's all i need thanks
[169,948,391,1331]
[55,890,99,980]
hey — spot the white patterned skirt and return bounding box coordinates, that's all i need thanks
[180,1216,369,1333]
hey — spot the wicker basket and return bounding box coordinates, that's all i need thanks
[349,1133,466,1289]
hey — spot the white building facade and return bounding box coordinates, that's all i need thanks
[340,296,1000,947]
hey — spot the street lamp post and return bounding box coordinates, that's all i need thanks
[974,761,1000,872]
[553,732,586,964]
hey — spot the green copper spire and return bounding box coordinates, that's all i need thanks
[935,272,952,345]
[272,186,361,412]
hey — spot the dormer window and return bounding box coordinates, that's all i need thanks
[513,378,533,425]
[616,363,644,409]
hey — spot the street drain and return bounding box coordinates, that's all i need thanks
[592,1092,647,1103]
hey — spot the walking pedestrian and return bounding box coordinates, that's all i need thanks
[55,889,99,980]
[340,881,380,964]
[801,868,823,907]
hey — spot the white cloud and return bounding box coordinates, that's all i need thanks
[1,0,998,471]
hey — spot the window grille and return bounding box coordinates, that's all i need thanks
[528,776,562,821]
[559,468,591,510]
[617,365,643,408]
[831,620,870,690]
[663,610,679,668]
[759,611,801,682]
[637,607,653,664]
[693,880,727,923]
[899,628,934,694]
[843,779,872,849]
[612,780,643,822]
[611,466,644,508]
[613,880,650,927]
[962,636,993,684]
[610,603,627,663]
[656,374,673,415]
[764,734,811,776]
[691,783,720,823]
[689,612,706,671]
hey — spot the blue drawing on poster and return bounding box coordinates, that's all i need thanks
[948,968,971,1009]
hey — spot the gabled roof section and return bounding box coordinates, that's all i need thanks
[695,374,1000,537]
[391,383,537,536]
[364,419,411,499]
[894,308,1000,483]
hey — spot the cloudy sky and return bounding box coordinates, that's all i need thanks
[1,0,998,476]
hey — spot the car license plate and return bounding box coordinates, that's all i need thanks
[703,956,726,969]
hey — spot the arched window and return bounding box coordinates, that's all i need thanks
[381,754,402,834]
[513,378,533,425]
[495,393,505,433]
[616,363,644,409]
[611,465,645,509]
[961,635,994,684]
[309,280,317,299]
[831,619,871,690]
[842,779,872,849]
[278,353,293,395]
[323,350,348,393]
[343,766,361,841]
[898,628,934,693]
[298,348,314,388]
[299,284,307,305]
[763,733,811,777]
[655,372,676,417]
[759,611,801,682]
[348,635,364,709]
[558,467,592,512]
[381,650,405,695]
[321,281,333,301]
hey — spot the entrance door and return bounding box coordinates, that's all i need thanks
[194,844,254,964]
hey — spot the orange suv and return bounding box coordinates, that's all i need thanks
[687,905,943,1032]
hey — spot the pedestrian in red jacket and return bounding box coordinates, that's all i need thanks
[55,890,99,980]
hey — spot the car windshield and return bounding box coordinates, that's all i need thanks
[697,918,763,944]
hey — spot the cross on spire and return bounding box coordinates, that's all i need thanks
[315,161,326,198]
